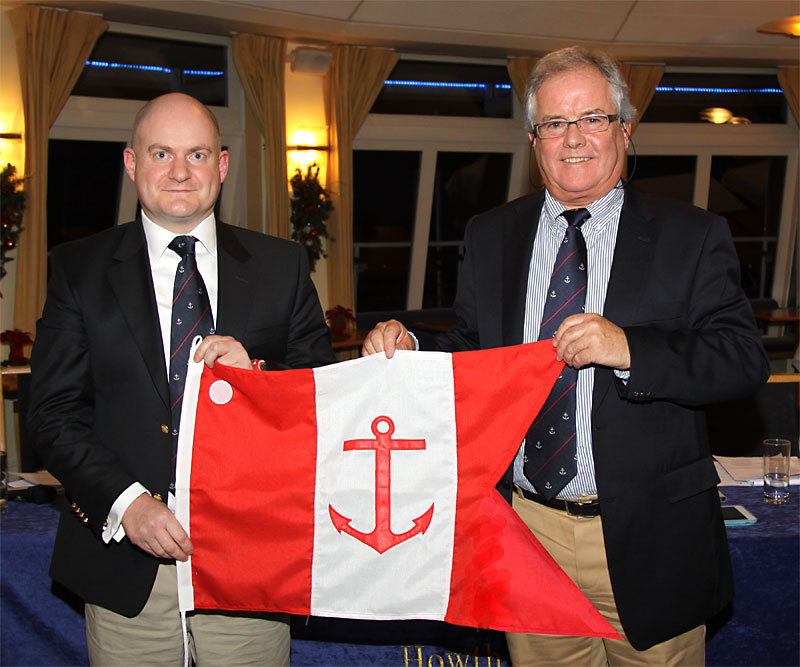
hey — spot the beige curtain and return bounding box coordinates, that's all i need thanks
[777,67,799,124]
[506,56,538,107]
[8,6,107,337]
[617,63,665,134]
[507,56,541,192]
[325,46,399,312]
[231,34,289,239]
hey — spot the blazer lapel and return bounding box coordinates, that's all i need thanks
[107,221,170,409]
[215,222,255,339]
[502,192,545,346]
[593,188,658,413]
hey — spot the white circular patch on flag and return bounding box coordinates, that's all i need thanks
[209,380,233,405]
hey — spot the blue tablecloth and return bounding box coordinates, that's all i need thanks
[2,486,797,666]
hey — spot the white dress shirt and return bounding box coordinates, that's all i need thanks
[103,213,219,543]
[513,185,625,499]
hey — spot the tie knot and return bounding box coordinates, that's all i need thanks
[562,208,590,228]
[169,235,197,258]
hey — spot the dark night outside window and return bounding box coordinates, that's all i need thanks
[626,155,696,205]
[641,73,785,124]
[47,139,125,250]
[353,150,421,312]
[73,33,227,106]
[371,61,512,118]
[424,152,512,308]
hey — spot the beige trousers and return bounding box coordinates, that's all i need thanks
[86,563,290,666]
[506,491,705,667]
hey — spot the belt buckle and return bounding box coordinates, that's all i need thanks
[565,499,596,517]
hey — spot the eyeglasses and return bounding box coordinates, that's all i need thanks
[533,114,620,139]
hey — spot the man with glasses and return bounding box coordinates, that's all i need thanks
[363,47,768,665]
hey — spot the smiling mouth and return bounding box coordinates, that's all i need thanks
[563,157,591,164]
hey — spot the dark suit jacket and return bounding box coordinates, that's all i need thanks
[427,187,769,650]
[28,219,335,617]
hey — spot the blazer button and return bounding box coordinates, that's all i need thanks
[161,424,169,434]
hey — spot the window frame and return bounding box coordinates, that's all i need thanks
[355,60,531,310]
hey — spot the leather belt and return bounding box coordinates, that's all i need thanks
[516,486,601,517]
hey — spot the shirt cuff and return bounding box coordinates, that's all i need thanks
[102,483,149,544]
[407,330,420,351]
[613,368,630,384]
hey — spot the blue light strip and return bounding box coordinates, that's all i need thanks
[384,79,511,90]
[656,86,783,94]
[85,60,224,76]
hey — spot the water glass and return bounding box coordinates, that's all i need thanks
[763,438,791,504]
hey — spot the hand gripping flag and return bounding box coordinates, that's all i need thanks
[175,339,619,639]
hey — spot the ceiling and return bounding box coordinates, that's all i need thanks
[7,0,799,66]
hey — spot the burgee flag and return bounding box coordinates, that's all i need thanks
[175,339,619,639]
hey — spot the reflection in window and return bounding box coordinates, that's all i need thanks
[424,152,511,308]
[641,73,785,124]
[47,139,125,250]
[73,33,227,105]
[371,61,512,118]
[708,156,786,298]
[627,155,696,204]
[353,150,421,311]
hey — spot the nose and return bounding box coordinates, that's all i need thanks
[562,122,585,148]
[168,158,191,182]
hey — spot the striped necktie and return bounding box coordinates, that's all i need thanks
[168,235,215,490]
[523,208,590,500]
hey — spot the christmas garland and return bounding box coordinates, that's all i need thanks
[290,163,332,271]
[1,163,25,283]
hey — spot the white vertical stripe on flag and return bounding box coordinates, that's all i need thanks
[175,336,205,613]
[310,351,458,620]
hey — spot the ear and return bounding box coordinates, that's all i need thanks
[218,149,229,183]
[620,121,631,149]
[123,147,137,182]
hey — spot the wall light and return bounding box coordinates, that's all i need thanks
[287,129,328,180]
[757,15,800,37]
[0,105,23,170]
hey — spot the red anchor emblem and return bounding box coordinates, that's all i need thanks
[328,416,434,554]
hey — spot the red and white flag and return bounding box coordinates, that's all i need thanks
[175,340,619,639]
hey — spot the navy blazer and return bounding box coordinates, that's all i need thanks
[428,186,769,649]
[29,220,335,616]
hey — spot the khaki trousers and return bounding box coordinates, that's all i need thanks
[506,491,705,667]
[86,563,290,666]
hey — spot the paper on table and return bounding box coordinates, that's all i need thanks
[12,470,61,486]
[714,456,800,487]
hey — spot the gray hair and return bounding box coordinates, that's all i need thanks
[524,46,636,131]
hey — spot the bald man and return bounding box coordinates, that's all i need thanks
[29,93,334,665]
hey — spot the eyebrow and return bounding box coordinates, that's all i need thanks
[539,108,609,122]
[146,144,213,153]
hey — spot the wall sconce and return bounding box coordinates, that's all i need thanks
[0,105,24,171]
[287,129,329,181]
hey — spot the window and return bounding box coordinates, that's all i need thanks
[47,139,124,249]
[371,60,512,118]
[641,72,785,124]
[74,32,227,106]
[626,155,696,204]
[354,55,528,314]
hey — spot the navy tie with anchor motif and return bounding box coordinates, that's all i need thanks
[168,235,215,491]
[523,208,590,500]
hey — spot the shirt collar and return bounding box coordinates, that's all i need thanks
[141,212,218,265]
[543,182,625,235]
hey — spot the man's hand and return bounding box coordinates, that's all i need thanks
[361,320,415,359]
[121,493,193,561]
[193,335,251,369]
[553,313,630,370]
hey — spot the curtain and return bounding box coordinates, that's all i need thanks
[617,63,665,134]
[231,34,289,239]
[8,5,107,337]
[777,67,799,124]
[325,45,399,312]
[507,56,540,191]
